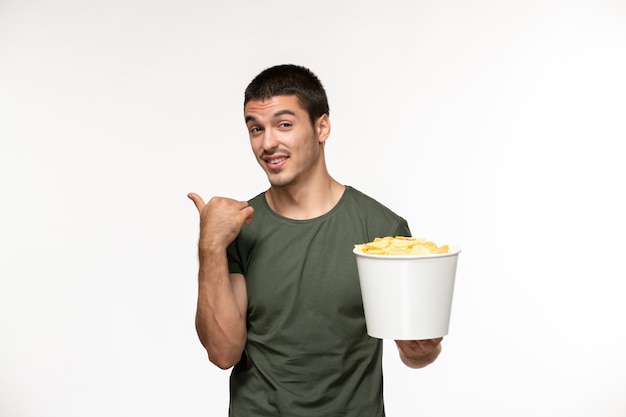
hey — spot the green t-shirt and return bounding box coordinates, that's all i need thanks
[227,186,411,417]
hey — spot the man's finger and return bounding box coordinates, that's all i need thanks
[187,192,206,212]
[241,205,255,225]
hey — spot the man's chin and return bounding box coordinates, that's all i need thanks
[269,180,291,188]
[267,174,295,189]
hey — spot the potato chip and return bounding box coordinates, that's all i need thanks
[354,236,449,255]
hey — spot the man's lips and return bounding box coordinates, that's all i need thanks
[263,155,289,170]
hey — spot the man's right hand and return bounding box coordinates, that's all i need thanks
[187,193,255,252]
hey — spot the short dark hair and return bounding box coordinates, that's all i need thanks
[244,64,330,124]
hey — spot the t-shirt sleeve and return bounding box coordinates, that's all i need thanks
[227,238,245,275]
[395,218,411,237]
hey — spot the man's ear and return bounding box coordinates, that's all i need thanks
[316,114,331,144]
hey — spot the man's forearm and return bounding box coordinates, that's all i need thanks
[195,249,247,370]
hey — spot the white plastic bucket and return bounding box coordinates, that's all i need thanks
[354,247,461,340]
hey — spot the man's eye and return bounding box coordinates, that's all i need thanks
[279,122,292,128]
[250,126,263,134]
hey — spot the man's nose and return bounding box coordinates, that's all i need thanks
[261,129,279,151]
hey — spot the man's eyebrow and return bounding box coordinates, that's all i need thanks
[245,109,297,124]
[273,109,296,118]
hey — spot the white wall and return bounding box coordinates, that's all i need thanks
[1,1,625,416]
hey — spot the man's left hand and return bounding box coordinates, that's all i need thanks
[395,338,443,369]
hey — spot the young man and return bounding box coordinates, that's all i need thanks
[188,64,442,416]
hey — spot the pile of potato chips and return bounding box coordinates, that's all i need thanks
[355,236,449,255]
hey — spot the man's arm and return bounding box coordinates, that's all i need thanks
[395,338,443,369]
[195,254,248,369]
[188,193,254,369]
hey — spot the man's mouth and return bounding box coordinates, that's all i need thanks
[265,156,288,170]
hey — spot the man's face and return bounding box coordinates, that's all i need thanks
[244,95,329,188]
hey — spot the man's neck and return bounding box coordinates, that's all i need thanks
[265,178,345,220]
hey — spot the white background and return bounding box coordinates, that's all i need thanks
[1,0,625,416]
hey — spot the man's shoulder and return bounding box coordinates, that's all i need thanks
[344,186,402,216]
[344,185,378,203]
[247,192,265,202]
[341,186,411,238]
[246,192,267,209]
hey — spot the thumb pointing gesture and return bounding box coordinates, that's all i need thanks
[187,193,254,250]
[187,192,206,213]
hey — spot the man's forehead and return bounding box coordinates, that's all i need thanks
[244,95,304,115]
